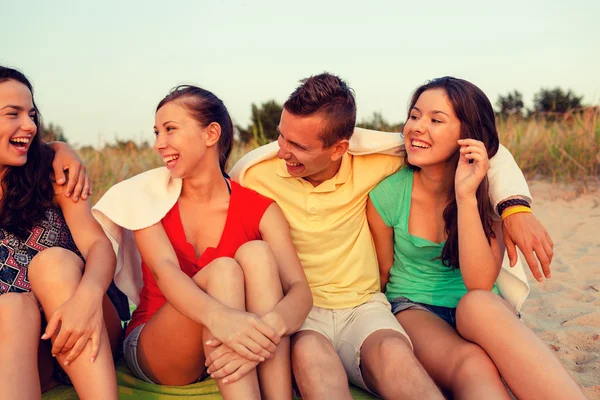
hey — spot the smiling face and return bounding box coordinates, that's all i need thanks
[276,108,347,186]
[403,88,462,169]
[153,101,220,179]
[0,79,37,176]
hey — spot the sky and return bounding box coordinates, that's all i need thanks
[2,0,599,147]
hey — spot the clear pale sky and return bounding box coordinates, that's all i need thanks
[2,0,599,147]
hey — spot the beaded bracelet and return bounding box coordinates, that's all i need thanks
[496,198,531,216]
[501,205,532,220]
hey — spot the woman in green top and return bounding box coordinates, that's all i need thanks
[367,77,585,400]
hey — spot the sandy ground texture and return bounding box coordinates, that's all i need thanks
[519,180,600,399]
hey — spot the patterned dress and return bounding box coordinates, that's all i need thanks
[0,208,82,294]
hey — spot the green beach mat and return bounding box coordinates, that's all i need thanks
[43,359,377,399]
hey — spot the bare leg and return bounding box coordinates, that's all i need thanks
[396,309,508,400]
[292,330,353,400]
[29,247,119,400]
[235,241,291,400]
[360,328,444,399]
[456,290,586,400]
[0,293,42,400]
[136,257,260,399]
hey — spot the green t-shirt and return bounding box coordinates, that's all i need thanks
[369,168,499,308]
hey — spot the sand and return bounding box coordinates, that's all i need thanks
[520,180,600,399]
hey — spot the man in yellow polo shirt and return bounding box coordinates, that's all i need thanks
[232,73,551,399]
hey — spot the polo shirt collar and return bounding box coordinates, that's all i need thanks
[275,153,352,192]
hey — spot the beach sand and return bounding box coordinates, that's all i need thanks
[520,180,599,399]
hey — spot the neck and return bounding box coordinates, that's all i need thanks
[414,162,455,200]
[304,157,343,187]
[181,163,228,202]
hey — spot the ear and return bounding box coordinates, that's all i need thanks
[205,122,221,148]
[329,139,349,162]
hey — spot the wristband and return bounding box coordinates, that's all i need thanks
[501,205,532,220]
[497,198,530,216]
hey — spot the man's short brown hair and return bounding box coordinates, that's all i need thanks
[284,73,356,148]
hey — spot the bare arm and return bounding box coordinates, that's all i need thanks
[457,199,503,290]
[456,139,503,290]
[42,184,116,363]
[258,203,312,336]
[366,198,395,291]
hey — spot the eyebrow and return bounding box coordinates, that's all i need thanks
[153,120,178,130]
[412,106,450,117]
[1,105,35,112]
[277,127,309,151]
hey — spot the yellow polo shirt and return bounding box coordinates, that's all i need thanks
[243,153,402,309]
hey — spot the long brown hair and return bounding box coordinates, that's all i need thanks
[0,66,55,237]
[405,77,499,269]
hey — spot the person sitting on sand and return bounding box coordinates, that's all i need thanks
[93,85,312,400]
[230,72,555,399]
[0,67,123,400]
[367,76,586,399]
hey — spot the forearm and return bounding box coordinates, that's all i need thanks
[271,281,312,336]
[488,144,532,217]
[155,265,223,328]
[457,198,500,290]
[77,239,117,298]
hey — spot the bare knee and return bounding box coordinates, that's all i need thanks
[194,257,244,288]
[0,293,41,338]
[28,247,83,292]
[361,332,415,375]
[449,343,498,384]
[234,240,274,269]
[292,332,337,373]
[456,290,513,339]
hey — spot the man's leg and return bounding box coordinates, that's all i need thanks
[291,306,353,400]
[339,293,443,399]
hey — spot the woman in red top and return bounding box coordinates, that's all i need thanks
[123,85,312,400]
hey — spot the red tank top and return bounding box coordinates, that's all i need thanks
[126,181,273,336]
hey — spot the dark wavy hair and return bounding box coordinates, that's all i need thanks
[157,85,233,174]
[0,67,55,237]
[405,77,500,269]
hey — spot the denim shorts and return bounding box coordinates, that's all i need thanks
[123,323,209,384]
[390,296,458,329]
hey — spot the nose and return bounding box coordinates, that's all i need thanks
[21,116,36,133]
[154,132,167,152]
[276,135,290,160]
[412,117,426,135]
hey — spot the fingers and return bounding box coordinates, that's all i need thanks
[240,334,271,360]
[227,342,263,363]
[53,159,67,185]
[504,233,518,267]
[522,247,544,282]
[207,352,238,377]
[71,166,87,202]
[252,318,280,346]
[90,332,100,363]
[543,233,554,266]
[63,163,81,198]
[51,329,71,357]
[204,338,223,347]
[41,313,61,341]
[221,361,258,384]
[534,240,552,279]
[82,174,92,200]
[63,334,90,366]
[205,344,232,367]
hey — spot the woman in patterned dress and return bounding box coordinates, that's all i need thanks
[0,66,122,399]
